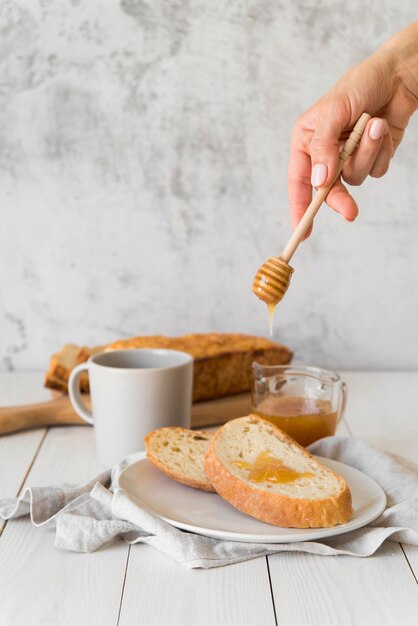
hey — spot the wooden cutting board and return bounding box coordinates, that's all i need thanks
[0,392,253,436]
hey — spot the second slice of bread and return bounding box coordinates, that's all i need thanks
[204,415,352,528]
[145,427,215,492]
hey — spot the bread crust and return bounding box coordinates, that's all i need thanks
[145,427,216,492]
[204,416,353,528]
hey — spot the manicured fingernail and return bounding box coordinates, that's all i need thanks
[369,119,386,140]
[311,163,328,187]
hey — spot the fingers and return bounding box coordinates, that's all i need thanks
[325,178,359,222]
[288,147,313,239]
[342,118,389,185]
[309,104,349,188]
[289,108,393,234]
[370,131,393,178]
[289,106,355,236]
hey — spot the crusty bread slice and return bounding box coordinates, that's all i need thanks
[204,415,352,528]
[44,343,105,392]
[145,427,215,492]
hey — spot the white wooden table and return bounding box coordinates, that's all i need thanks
[0,371,417,626]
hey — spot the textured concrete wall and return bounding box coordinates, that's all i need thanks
[1,0,418,370]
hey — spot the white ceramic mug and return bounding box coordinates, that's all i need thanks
[68,349,193,467]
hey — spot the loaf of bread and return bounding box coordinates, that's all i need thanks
[44,333,292,403]
[204,415,352,528]
[145,427,215,492]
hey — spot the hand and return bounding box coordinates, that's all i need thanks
[289,23,418,237]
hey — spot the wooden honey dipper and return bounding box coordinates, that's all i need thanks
[252,112,371,330]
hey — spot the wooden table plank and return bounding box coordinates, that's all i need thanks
[402,545,418,584]
[0,428,47,536]
[119,546,276,626]
[0,428,46,500]
[269,542,417,626]
[0,373,51,532]
[0,426,128,626]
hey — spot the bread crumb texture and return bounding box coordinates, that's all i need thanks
[145,427,215,492]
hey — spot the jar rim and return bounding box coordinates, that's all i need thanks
[252,363,342,384]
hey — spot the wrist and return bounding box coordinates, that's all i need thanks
[379,22,418,101]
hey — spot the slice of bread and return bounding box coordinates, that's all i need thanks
[145,427,215,492]
[204,415,352,528]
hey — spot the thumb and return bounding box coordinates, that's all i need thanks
[310,112,345,188]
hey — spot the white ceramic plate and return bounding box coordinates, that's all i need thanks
[118,453,386,543]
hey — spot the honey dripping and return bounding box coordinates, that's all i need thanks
[267,302,276,336]
[232,450,313,484]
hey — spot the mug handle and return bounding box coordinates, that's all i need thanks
[68,363,94,425]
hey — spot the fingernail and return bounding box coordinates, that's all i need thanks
[369,119,386,140]
[311,163,328,187]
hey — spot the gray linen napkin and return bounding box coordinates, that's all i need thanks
[1,437,417,568]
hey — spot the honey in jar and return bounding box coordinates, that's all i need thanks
[252,396,338,447]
